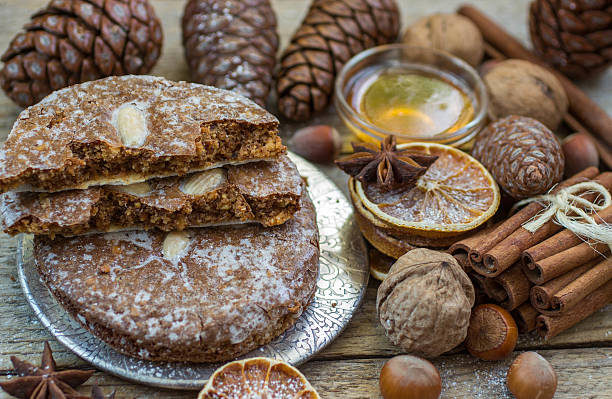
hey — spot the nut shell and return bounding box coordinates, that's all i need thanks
[376,248,475,358]
[472,116,565,200]
[466,304,518,361]
[562,133,599,178]
[402,13,484,66]
[507,351,557,399]
[484,59,568,130]
[380,355,441,399]
[289,125,342,163]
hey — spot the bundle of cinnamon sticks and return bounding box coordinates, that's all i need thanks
[450,167,612,339]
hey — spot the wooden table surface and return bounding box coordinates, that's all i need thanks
[0,0,611,398]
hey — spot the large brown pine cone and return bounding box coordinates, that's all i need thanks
[529,0,612,80]
[1,0,163,108]
[276,0,400,121]
[182,0,278,108]
[472,116,565,200]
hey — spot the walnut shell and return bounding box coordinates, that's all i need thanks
[484,60,568,131]
[376,248,475,358]
[402,13,484,67]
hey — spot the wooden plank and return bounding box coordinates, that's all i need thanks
[1,348,611,399]
[0,0,611,398]
[1,249,611,371]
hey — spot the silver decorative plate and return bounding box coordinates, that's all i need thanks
[17,153,368,390]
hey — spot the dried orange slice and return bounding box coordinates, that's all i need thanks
[353,142,499,237]
[199,357,320,399]
[368,245,395,281]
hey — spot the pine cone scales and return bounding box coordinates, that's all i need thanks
[182,0,278,107]
[472,116,565,200]
[1,0,163,108]
[276,0,400,121]
[529,0,612,79]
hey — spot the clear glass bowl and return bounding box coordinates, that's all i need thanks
[334,44,488,147]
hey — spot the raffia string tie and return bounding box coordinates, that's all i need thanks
[514,182,612,250]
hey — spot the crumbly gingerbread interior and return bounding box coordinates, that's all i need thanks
[1,121,283,192]
[7,188,299,237]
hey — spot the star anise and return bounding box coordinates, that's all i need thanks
[335,135,438,189]
[0,342,95,399]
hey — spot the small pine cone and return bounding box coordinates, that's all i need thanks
[276,0,400,121]
[182,0,278,107]
[529,0,612,80]
[472,116,565,200]
[1,0,163,108]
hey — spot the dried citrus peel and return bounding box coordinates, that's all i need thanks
[354,142,500,236]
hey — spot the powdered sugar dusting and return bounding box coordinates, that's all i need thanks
[34,194,319,359]
[0,75,278,181]
[2,156,301,234]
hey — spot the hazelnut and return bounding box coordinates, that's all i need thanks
[466,304,518,361]
[289,125,342,163]
[507,352,557,399]
[380,355,441,399]
[377,249,475,358]
[402,13,484,66]
[562,133,599,178]
[484,60,568,130]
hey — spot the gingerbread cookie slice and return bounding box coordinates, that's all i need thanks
[2,156,303,236]
[0,75,284,193]
[35,194,319,362]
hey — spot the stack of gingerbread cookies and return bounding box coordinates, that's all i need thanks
[0,75,320,362]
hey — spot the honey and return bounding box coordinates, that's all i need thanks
[345,65,475,141]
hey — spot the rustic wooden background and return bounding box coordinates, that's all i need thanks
[0,0,611,398]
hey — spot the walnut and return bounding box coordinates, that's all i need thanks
[484,59,568,131]
[402,13,484,67]
[376,248,475,358]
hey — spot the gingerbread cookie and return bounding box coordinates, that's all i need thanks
[34,194,319,362]
[3,156,303,236]
[0,75,284,193]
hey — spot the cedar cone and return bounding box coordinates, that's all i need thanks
[529,0,612,80]
[472,116,565,200]
[276,0,400,121]
[0,0,163,108]
[182,0,278,108]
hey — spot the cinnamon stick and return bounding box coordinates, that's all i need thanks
[482,264,532,311]
[512,302,539,333]
[452,252,471,273]
[449,224,497,261]
[472,169,610,277]
[536,279,612,339]
[521,206,612,275]
[549,257,612,313]
[530,261,596,313]
[458,5,612,149]
[523,241,609,285]
[466,167,599,271]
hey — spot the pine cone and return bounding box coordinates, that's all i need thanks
[0,0,163,108]
[472,116,565,200]
[182,0,278,108]
[276,0,400,121]
[529,0,612,80]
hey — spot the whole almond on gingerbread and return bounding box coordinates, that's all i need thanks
[0,0,163,108]
[276,0,400,121]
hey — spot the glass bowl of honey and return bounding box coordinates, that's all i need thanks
[335,44,488,147]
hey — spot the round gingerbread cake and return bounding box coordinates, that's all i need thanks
[34,195,319,363]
